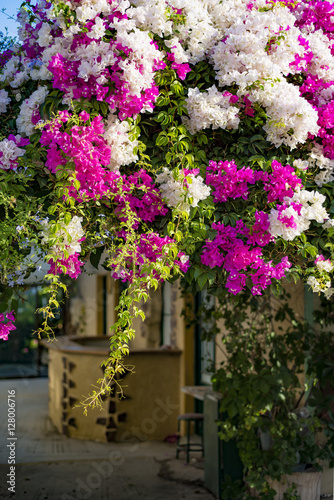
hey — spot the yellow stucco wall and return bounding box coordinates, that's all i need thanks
[44,337,182,442]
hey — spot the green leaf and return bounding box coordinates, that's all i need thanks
[0,287,13,305]
[305,245,318,258]
[0,301,9,313]
[198,272,208,290]
[99,101,109,116]
[250,134,264,142]
[194,267,203,280]
[64,212,72,226]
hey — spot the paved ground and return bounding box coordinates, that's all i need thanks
[0,378,216,500]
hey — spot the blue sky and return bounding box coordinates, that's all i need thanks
[0,0,25,38]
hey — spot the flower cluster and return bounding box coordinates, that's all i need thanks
[315,254,334,273]
[206,160,256,203]
[117,169,169,226]
[306,254,334,298]
[103,114,139,172]
[201,220,291,295]
[16,86,49,136]
[0,311,16,341]
[183,86,240,135]
[268,190,328,241]
[45,4,164,119]
[40,110,116,199]
[111,232,190,282]
[206,159,302,205]
[40,216,85,279]
[2,0,334,341]
[0,134,29,170]
[0,89,10,113]
[156,167,211,213]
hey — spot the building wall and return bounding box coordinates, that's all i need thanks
[45,337,182,442]
[69,273,193,417]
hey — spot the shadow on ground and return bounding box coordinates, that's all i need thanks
[0,378,216,500]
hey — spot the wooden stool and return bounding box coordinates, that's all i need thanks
[176,413,204,463]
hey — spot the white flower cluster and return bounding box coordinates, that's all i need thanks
[293,159,309,171]
[40,216,84,257]
[115,22,164,102]
[129,0,219,63]
[0,89,11,114]
[16,86,49,137]
[74,0,117,23]
[212,7,300,86]
[0,135,26,170]
[269,190,329,241]
[171,0,219,63]
[128,0,332,149]
[103,114,138,172]
[307,276,334,298]
[128,0,173,38]
[308,255,334,298]
[206,0,262,36]
[324,219,334,230]
[212,5,321,148]
[4,14,52,82]
[308,144,334,187]
[156,168,211,213]
[37,22,53,47]
[0,54,30,89]
[316,257,334,273]
[306,30,334,82]
[183,86,240,135]
[250,80,319,149]
[75,40,117,82]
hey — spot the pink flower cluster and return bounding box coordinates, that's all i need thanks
[223,91,239,105]
[206,160,256,202]
[243,95,255,117]
[111,232,190,282]
[49,253,85,280]
[40,110,115,199]
[206,160,302,204]
[289,36,314,72]
[116,170,168,228]
[48,29,162,120]
[166,52,191,80]
[295,1,334,49]
[40,112,167,226]
[294,3,334,159]
[0,311,16,341]
[247,211,274,247]
[261,160,303,203]
[201,219,290,295]
[299,75,334,159]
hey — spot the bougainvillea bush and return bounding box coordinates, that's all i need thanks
[1,0,334,397]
